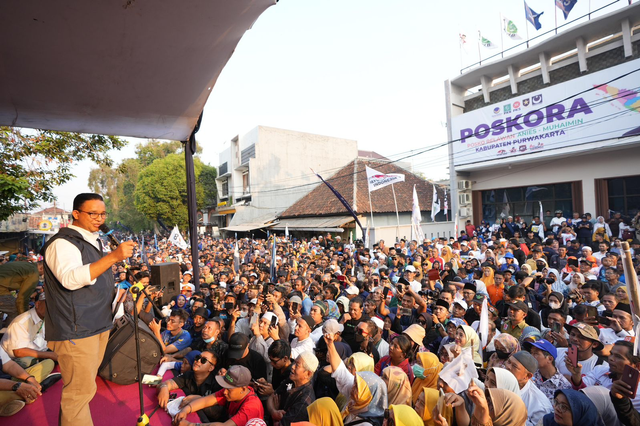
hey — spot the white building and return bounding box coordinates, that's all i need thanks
[208,126,358,233]
[445,3,640,230]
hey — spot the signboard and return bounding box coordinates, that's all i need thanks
[451,58,640,166]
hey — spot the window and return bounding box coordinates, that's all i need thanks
[242,172,250,194]
[221,180,229,198]
[607,175,640,216]
[480,183,574,224]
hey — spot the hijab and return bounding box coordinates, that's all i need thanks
[420,387,454,426]
[389,404,424,426]
[481,267,495,286]
[488,334,520,369]
[347,352,375,373]
[580,386,623,426]
[458,324,483,365]
[546,268,569,296]
[307,397,344,426]
[488,367,521,396]
[382,366,412,406]
[486,388,527,426]
[542,389,604,426]
[411,352,442,403]
[343,371,388,420]
[520,263,533,276]
[326,300,341,321]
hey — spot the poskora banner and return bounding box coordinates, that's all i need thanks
[451,57,640,166]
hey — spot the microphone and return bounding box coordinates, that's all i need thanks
[99,224,120,248]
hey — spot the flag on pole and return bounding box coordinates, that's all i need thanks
[313,169,366,246]
[431,185,441,222]
[270,234,277,282]
[502,15,522,39]
[233,240,240,273]
[412,185,425,243]
[285,225,289,239]
[479,31,498,49]
[454,212,459,237]
[154,233,158,251]
[525,1,544,30]
[444,189,449,221]
[499,191,510,218]
[459,33,467,45]
[555,0,578,20]
[538,201,545,240]
[169,225,188,250]
[365,166,405,192]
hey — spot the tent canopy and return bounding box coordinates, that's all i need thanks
[0,0,275,140]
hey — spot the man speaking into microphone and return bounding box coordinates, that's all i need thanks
[41,193,135,425]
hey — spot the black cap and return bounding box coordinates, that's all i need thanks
[615,303,632,315]
[507,301,528,312]
[435,299,450,310]
[227,332,250,359]
[463,283,476,292]
[193,307,207,319]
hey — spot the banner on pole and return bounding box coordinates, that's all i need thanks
[366,166,405,192]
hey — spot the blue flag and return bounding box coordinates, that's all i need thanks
[154,233,158,251]
[525,1,544,30]
[556,0,578,20]
[314,171,367,246]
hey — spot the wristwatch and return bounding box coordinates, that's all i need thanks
[12,382,21,392]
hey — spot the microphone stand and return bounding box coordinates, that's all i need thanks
[130,285,150,426]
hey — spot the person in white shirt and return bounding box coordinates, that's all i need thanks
[0,292,57,368]
[290,316,316,359]
[550,210,567,235]
[504,350,553,426]
[568,340,640,411]
[592,242,609,266]
[598,303,635,355]
[557,322,608,378]
[404,265,421,293]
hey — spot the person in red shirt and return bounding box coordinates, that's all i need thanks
[465,220,476,238]
[173,365,263,426]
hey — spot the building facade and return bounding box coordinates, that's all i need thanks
[445,3,640,230]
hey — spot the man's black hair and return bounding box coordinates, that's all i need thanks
[268,339,292,359]
[73,193,104,211]
[349,296,364,308]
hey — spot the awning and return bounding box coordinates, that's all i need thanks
[222,222,273,232]
[269,216,355,232]
[0,0,276,140]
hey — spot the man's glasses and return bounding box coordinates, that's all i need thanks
[194,355,213,366]
[77,210,107,219]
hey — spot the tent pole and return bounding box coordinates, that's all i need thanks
[183,113,202,291]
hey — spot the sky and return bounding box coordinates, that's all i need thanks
[50,0,628,211]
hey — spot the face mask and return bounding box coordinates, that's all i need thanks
[495,349,510,360]
[203,336,216,344]
[549,302,561,310]
[412,364,426,379]
[240,310,248,318]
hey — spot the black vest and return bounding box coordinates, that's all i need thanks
[41,227,114,341]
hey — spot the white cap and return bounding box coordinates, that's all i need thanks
[371,317,384,330]
[345,286,359,295]
[454,299,468,310]
[262,312,278,326]
[405,265,416,272]
[297,351,319,372]
[218,282,227,288]
[180,283,195,291]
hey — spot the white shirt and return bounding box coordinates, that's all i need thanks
[375,338,389,358]
[520,379,553,426]
[409,279,421,293]
[0,308,46,358]
[598,327,634,346]
[290,335,315,359]
[550,217,566,233]
[45,224,100,290]
[556,348,608,377]
[310,326,324,344]
[585,300,606,314]
[593,251,607,266]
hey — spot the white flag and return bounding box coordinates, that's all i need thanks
[169,225,188,250]
[479,31,498,49]
[366,166,405,192]
[439,347,479,394]
[502,15,522,40]
[500,191,510,218]
[412,185,425,242]
[285,225,289,239]
[538,201,545,240]
[478,297,489,349]
[431,185,441,221]
[233,240,240,273]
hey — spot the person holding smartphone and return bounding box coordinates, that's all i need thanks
[597,303,635,355]
[558,322,606,379]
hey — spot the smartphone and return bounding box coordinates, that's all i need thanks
[224,302,234,311]
[568,258,579,268]
[396,284,403,293]
[291,302,299,313]
[622,364,640,399]
[597,315,612,326]
[270,315,278,327]
[551,322,562,334]
[586,305,598,318]
[401,308,412,316]
[382,287,390,300]
[436,389,446,414]
[567,345,578,367]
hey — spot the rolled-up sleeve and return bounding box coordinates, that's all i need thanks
[45,239,96,290]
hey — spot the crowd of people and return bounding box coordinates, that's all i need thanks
[1,206,640,426]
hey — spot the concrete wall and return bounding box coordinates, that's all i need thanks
[370,222,456,244]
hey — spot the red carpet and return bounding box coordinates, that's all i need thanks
[6,368,201,426]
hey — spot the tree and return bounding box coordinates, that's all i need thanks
[134,154,205,229]
[199,164,218,208]
[0,127,125,221]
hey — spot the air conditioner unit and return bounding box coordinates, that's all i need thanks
[459,193,471,206]
[459,207,471,217]
[458,180,472,191]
